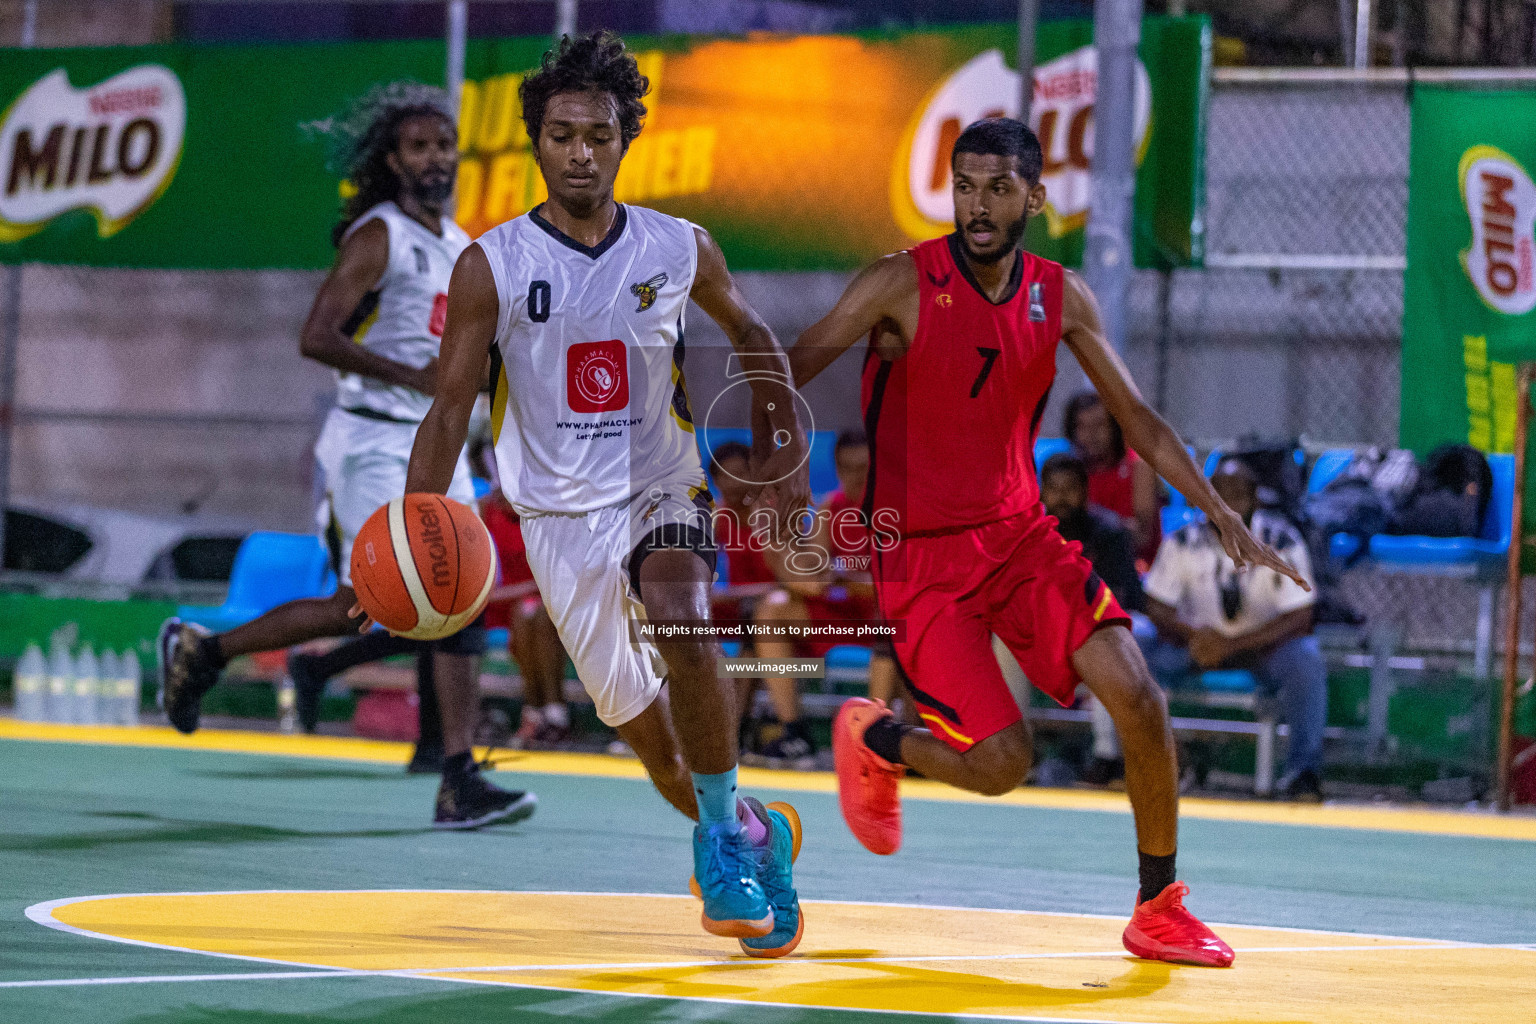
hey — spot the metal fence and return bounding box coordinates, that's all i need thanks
[1124,71,1409,449]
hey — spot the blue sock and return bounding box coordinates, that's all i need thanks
[692,768,739,829]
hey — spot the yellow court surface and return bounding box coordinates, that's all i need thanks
[33,890,1536,1024]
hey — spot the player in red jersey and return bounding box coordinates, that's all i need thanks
[790,119,1308,969]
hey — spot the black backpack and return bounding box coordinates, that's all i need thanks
[1388,444,1493,538]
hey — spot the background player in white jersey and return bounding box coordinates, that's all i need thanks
[156,84,535,831]
[400,33,808,956]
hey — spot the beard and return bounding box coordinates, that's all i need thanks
[408,167,456,205]
[955,213,1028,264]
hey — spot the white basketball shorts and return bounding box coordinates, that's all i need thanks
[314,407,474,586]
[519,475,714,727]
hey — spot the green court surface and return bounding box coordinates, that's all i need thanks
[2,731,1533,1023]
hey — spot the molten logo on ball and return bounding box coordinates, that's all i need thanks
[566,338,629,413]
[413,501,452,589]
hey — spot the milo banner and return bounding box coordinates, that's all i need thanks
[1402,87,1536,548]
[0,18,1208,271]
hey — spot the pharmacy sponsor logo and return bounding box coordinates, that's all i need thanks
[891,46,1151,240]
[567,339,629,413]
[1,65,185,242]
[1459,145,1536,316]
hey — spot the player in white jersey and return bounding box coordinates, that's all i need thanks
[399,33,808,956]
[157,84,535,830]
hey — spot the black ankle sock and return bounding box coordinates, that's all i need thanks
[200,636,229,672]
[862,718,912,765]
[1138,850,1177,902]
[442,751,475,781]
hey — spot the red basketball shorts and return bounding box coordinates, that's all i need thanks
[875,510,1130,751]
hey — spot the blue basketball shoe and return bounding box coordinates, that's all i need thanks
[738,798,804,958]
[693,819,773,938]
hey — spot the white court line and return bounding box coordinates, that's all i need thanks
[0,940,1501,990]
[0,970,368,989]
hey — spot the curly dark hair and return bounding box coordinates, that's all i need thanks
[519,31,649,152]
[306,81,455,247]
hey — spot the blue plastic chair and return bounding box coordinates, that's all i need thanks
[1365,453,1514,573]
[178,532,336,634]
[1307,448,1356,494]
[1033,437,1073,473]
[1306,448,1365,561]
[1198,669,1256,693]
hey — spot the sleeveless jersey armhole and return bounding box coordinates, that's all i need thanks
[477,233,516,348]
[340,211,393,292]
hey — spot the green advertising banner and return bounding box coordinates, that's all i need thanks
[1402,87,1536,549]
[0,19,1208,272]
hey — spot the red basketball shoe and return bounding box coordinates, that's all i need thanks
[832,698,905,855]
[1121,882,1235,967]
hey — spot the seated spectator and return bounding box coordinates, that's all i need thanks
[1041,451,1145,786]
[1041,452,1144,614]
[1063,390,1163,564]
[1138,460,1328,801]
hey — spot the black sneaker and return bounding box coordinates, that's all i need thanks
[286,651,327,734]
[1278,769,1324,803]
[433,767,538,830]
[758,732,817,771]
[406,743,446,774]
[1080,756,1125,787]
[157,618,220,735]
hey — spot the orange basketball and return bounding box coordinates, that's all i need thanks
[350,493,496,641]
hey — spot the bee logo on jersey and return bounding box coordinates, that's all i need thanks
[1028,282,1047,322]
[567,339,629,413]
[630,273,668,312]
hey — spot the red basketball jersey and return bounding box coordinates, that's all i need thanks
[861,234,1063,536]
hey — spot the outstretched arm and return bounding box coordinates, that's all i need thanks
[1060,269,1309,589]
[789,252,916,387]
[405,243,498,495]
[299,218,437,395]
[690,225,808,536]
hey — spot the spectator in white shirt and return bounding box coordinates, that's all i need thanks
[1139,460,1327,801]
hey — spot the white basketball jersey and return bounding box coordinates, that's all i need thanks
[478,204,706,516]
[335,201,470,423]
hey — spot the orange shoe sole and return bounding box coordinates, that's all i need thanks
[701,909,774,939]
[739,903,806,958]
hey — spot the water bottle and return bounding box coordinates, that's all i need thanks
[46,641,73,723]
[120,650,141,726]
[277,673,297,734]
[13,643,45,721]
[72,646,99,725]
[99,650,121,725]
